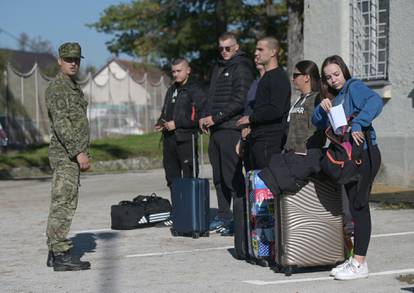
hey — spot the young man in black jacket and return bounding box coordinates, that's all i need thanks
[199,33,254,236]
[237,37,291,169]
[156,58,206,188]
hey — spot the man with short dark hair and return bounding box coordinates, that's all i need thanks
[199,32,253,236]
[156,58,206,188]
[45,42,91,271]
[237,37,291,169]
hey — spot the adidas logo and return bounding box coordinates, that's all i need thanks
[138,216,148,224]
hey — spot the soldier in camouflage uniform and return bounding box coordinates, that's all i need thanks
[45,42,91,271]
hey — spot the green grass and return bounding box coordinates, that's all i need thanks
[0,144,50,169]
[91,132,164,161]
[0,132,209,171]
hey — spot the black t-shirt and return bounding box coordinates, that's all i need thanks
[250,67,291,138]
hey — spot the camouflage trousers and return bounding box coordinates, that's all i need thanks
[46,158,80,253]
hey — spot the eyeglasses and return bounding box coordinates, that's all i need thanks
[62,57,80,64]
[292,72,305,79]
[218,44,235,52]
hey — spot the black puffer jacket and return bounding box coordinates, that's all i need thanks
[158,77,207,141]
[207,51,254,130]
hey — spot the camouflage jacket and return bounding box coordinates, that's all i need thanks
[46,72,90,160]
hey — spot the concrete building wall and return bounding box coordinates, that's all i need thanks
[304,0,350,66]
[304,0,414,187]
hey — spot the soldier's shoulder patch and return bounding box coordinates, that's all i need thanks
[54,96,68,111]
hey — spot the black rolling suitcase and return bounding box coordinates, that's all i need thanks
[233,195,248,260]
[170,134,210,238]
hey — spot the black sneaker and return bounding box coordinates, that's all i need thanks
[53,251,91,272]
[46,250,55,267]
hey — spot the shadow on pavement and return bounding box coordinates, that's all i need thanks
[71,231,120,292]
[71,232,119,257]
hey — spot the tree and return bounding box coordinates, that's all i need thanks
[18,33,53,53]
[287,0,304,76]
[18,33,30,51]
[88,0,288,80]
[29,36,53,53]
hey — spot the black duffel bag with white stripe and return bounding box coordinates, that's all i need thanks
[111,193,172,230]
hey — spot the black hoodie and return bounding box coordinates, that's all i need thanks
[206,51,254,130]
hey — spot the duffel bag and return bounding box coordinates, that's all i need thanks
[111,193,172,230]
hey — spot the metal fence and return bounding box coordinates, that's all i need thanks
[0,63,170,146]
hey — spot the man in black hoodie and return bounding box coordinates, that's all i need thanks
[199,33,253,236]
[156,58,206,188]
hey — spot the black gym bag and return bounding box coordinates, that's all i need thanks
[111,193,172,230]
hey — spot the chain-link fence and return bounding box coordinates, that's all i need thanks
[0,62,170,146]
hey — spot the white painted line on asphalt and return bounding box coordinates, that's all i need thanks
[243,268,414,285]
[245,276,333,285]
[71,228,115,234]
[371,231,414,238]
[125,246,233,258]
[68,229,414,238]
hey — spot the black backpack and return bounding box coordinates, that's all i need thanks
[321,119,371,185]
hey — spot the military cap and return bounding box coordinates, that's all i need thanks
[59,42,84,59]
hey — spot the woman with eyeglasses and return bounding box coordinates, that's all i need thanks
[312,55,383,280]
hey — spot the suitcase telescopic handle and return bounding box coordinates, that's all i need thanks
[192,133,197,178]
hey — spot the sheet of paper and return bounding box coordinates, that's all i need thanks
[328,104,347,134]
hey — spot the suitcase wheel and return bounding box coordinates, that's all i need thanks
[192,232,200,239]
[256,259,269,267]
[170,228,179,237]
[283,266,293,276]
[201,231,209,237]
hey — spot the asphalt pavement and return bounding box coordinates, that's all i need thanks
[0,165,413,293]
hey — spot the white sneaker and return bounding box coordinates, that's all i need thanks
[330,257,352,276]
[334,257,369,280]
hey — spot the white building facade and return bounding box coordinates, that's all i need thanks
[304,0,414,186]
[82,59,170,139]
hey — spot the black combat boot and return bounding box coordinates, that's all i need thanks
[46,250,55,267]
[53,251,91,271]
